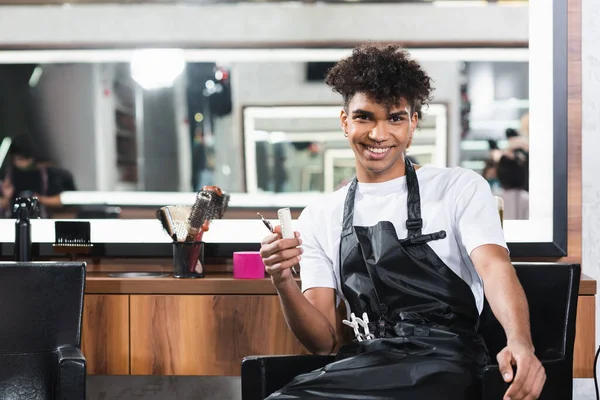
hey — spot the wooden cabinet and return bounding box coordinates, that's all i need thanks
[81,274,597,377]
[81,295,130,375]
[573,295,595,378]
[129,295,307,375]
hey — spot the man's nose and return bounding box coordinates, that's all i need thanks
[368,122,389,142]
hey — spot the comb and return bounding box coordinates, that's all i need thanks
[52,221,94,255]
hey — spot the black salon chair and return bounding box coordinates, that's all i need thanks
[241,262,580,400]
[0,262,87,400]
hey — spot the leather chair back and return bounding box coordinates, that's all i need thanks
[0,262,86,352]
[478,262,580,364]
[0,262,86,400]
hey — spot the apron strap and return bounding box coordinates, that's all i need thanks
[342,158,422,236]
[341,176,358,233]
[405,157,423,238]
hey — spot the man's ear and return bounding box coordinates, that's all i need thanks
[340,108,348,134]
[410,111,419,135]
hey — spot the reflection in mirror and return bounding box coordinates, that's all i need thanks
[0,51,530,220]
[244,104,448,193]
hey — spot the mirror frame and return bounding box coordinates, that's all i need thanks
[0,0,568,259]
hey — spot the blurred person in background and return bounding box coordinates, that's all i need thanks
[505,127,529,157]
[0,135,70,217]
[482,158,501,195]
[496,150,529,220]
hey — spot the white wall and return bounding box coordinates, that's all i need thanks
[33,64,100,190]
[582,0,600,351]
[0,3,527,46]
[32,64,117,191]
[94,64,118,191]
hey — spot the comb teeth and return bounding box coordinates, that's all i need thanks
[188,191,213,230]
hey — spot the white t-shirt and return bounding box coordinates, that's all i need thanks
[297,165,508,315]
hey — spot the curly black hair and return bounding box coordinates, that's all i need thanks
[325,43,434,116]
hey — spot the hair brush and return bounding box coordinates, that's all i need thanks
[156,205,192,242]
[167,205,192,242]
[186,191,214,243]
[156,207,177,242]
[201,185,231,225]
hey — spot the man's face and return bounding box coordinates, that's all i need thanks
[13,155,34,169]
[340,93,418,183]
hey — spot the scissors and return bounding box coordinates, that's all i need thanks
[257,212,298,275]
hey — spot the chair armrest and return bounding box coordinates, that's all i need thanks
[56,346,86,400]
[241,354,335,400]
[482,357,570,400]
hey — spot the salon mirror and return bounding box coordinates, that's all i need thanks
[0,0,568,257]
[0,53,528,211]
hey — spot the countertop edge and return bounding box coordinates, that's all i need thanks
[84,273,597,296]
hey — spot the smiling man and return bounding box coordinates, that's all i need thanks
[259,43,545,400]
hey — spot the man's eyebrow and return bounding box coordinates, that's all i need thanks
[388,110,409,117]
[351,109,374,116]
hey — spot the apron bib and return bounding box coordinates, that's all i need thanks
[267,159,489,400]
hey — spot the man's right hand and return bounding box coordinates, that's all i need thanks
[259,225,303,286]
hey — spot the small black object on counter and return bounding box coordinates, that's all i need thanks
[14,197,40,262]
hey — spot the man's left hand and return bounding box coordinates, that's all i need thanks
[497,340,546,400]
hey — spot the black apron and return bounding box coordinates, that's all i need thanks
[267,159,489,400]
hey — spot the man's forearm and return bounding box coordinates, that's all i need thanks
[483,264,533,347]
[39,195,62,208]
[274,278,337,355]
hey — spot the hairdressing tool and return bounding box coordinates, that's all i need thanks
[186,191,213,243]
[278,208,294,240]
[185,192,213,273]
[167,205,192,242]
[155,205,192,242]
[342,312,375,342]
[342,313,364,342]
[276,208,299,275]
[194,186,231,242]
[257,212,297,275]
[156,207,177,242]
[257,212,274,234]
[357,312,375,340]
[203,186,231,219]
[52,221,94,258]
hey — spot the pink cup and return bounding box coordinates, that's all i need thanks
[233,251,266,279]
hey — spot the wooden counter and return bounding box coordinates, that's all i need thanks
[81,272,597,378]
[84,272,597,295]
